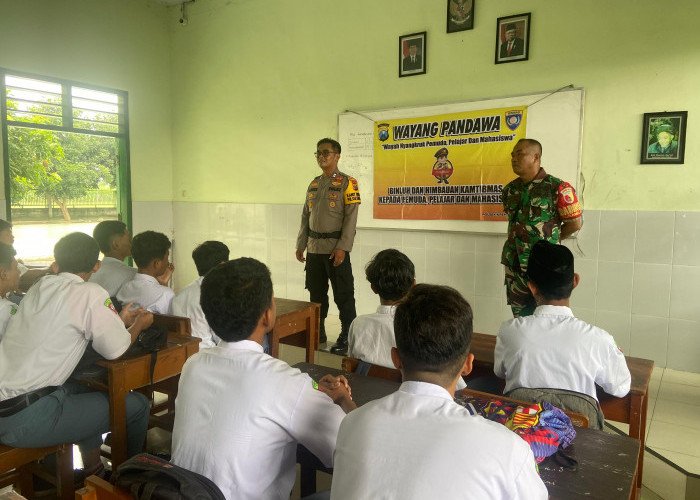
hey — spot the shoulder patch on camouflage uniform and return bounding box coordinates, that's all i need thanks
[556,182,581,220]
[344,177,361,204]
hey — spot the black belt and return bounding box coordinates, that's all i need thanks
[309,230,341,239]
[0,386,59,418]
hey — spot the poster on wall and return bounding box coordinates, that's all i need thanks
[373,106,527,221]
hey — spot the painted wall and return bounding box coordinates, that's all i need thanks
[169,0,700,210]
[0,0,174,203]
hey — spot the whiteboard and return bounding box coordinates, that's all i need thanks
[338,87,585,233]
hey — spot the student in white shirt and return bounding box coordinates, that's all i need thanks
[495,240,631,429]
[172,258,355,500]
[89,220,137,297]
[348,249,414,368]
[0,232,153,478]
[331,284,547,500]
[348,249,468,391]
[117,231,175,314]
[0,243,20,340]
[172,241,229,349]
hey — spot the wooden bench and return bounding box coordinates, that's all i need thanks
[0,443,73,500]
[75,475,132,500]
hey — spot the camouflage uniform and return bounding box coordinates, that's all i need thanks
[296,170,361,336]
[501,168,581,317]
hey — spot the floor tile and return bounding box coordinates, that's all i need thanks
[643,450,687,500]
[646,420,700,458]
[657,381,700,406]
[663,369,700,387]
[652,399,700,430]
[650,448,700,475]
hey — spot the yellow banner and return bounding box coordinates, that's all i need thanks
[374,106,527,221]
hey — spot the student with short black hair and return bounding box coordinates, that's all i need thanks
[0,243,20,340]
[495,240,631,429]
[172,241,230,348]
[89,220,137,296]
[172,258,355,500]
[0,232,152,478]
[348,249,415,368]
[117,230,175,313]
[331,284,547,499]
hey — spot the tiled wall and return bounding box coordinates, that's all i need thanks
[172,202,700,373]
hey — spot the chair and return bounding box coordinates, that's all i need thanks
[75,475,132,500]
[341,357,402,383]
[0,443,74,500]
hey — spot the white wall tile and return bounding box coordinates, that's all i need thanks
[667,319,700,372]
[595,310,631,352]
[630,315,668,367]
[572,307,595,325]
[475,234,505,254]
[632,263,671,318]
[474,252,503,297]
[673,211,700,266]
[473,296,504,336]
[635,211,674,264]
[425,236,452,288]
[450,233,476,253]
[449,251,475,297]
[598,210,636,262]
[568,209,599,260]
[670,266,700,322]
[596,261,633,313]
[402,231,426,249]
[570,258,597,310]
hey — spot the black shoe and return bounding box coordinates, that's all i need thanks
[330,334,348,355]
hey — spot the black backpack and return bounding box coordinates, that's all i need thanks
[113,453,225,500]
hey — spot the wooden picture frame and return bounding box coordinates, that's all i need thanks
[495,13,530,64]
[641,111,687,164]
[447,0,474,33]
[399,32,426,78]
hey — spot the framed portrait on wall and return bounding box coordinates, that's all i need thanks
[399,32,426,77]
[447,0,474,33]
[495,13,530,64]
[641,111,687,164]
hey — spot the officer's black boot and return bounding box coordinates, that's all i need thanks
[330,326,349,355]
[319,319,327,344]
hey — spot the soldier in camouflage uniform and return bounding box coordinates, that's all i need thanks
[296,138,361,355]
[501,139,582,317]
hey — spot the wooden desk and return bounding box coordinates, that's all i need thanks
[469,332,653,495]
[269,298,320,363]
[75,334,200,468]
[295,362,640,500]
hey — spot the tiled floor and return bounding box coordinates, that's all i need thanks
[310,315,700,500]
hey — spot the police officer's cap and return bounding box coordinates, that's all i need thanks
[434,147,449,158]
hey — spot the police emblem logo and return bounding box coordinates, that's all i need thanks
[329,201,336,208]
[311,181,318,187]
[377,122,390,142]
[308,201,313,209]
[350,178,359,191]
[308,193,314,199]
[504,110,523,131]
[331,181,342,186]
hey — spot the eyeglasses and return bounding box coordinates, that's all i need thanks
[314,150,337,158]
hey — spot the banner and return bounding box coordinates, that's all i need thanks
[373,106,527,221]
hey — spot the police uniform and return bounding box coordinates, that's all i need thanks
[296,170,360,344]
[501,168,581,317]
[0,273,149,457]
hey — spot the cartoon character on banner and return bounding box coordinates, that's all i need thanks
[431,147,454,184]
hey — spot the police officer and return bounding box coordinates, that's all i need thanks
[296,138,361,355]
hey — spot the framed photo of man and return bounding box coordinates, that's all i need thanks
[641,111,688,164]
[399,32,426,78]
[495,13,531,64]
[447,0,474,33]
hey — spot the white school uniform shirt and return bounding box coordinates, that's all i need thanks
[0,273,131,400]
[117,273,174,314]
[348,305,467,390]
[331,381,548,500]
[89,256,137,297]
[171,340,345,500]
[495,305,631,400]
[0,297,17,341]
[171,277,217,348]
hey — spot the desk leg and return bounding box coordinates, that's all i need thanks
[108,370,128,468]
[629,392,645,499]
[306,307,320,363]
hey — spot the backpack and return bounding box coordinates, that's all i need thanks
[113,453,226,500]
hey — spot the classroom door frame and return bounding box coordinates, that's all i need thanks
[0,67,132,232]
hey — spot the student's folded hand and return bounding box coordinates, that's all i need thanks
[119,302,144,327]
[318,375,353,402]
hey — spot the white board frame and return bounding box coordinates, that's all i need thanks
[338,87,585,233]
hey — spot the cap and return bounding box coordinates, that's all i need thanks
[434,147,449,158]
[526,240,574,290]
